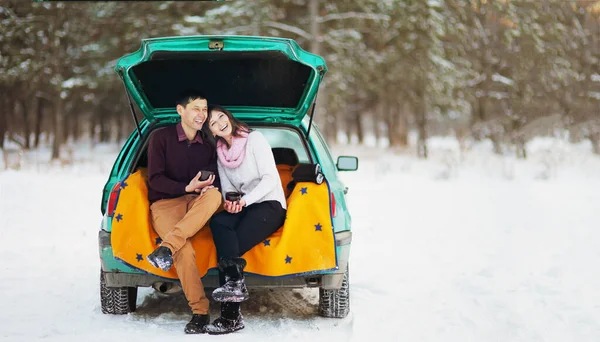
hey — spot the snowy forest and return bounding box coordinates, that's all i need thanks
[1,0,600,159]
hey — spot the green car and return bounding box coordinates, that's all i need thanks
[98,35,358,319]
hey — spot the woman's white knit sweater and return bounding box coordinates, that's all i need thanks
[217,131,287,209]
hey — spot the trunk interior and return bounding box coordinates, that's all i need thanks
[131,51,313,110]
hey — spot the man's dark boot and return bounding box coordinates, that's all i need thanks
[184,314,210,334]
[211,258,249,302]
[204,303,244,335]
[147,246,173,271]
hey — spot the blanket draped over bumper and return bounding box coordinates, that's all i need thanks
[110,170,337,279]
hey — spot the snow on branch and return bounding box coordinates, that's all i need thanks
[492,73,514,86]
[265,21,312,40]
[317,12,390,24]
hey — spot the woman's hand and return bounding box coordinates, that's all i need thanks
[224,199,246,214]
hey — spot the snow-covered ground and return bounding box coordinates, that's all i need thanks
[1,138,600,341]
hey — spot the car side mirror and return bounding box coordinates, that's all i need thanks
[336,156,358,171]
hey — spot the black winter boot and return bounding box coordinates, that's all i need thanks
[184,313,210,334]
[211,258,249,302]
[147,245,173,271]
[204,303,244,335]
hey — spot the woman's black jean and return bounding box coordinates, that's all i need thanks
[209,200,286,260]
[210,200,286,318]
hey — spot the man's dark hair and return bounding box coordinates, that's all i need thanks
[175,89,207,108]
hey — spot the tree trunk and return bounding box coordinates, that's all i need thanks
[323,93,336,145]
[309,0,319,56]
[308,0,335,144]
[514,135,527,159]
[90,113,97,147]
[399,117,409,147]
[385,117,395,146]
[34,97,44,148]
[416,114,427,158]
[100,114,110,142]
[62,106,70,145]
[415,93,428,159]
[5,96,16,148]
[0,93,7,149]
[469,99,480,140]
[344,112,353,143]
[384,96,397,146]
[396,100,409,147]
[51,97,64,160]
[490,134,503,155]
[374,102,381,143]
[72,107,81,142]
[20,99,31,149]
[354,112,364,144]
[116,113,126,143]
[590,133,600,155]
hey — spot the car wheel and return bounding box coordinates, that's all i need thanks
[318,264,350,318]
[100,271,137,314]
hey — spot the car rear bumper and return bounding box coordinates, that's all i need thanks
[99,229,351,290]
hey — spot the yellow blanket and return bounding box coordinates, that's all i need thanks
[110,169,337,279]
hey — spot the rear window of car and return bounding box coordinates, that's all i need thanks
[253,126,311,164]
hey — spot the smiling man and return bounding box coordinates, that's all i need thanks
[145,89,222,334]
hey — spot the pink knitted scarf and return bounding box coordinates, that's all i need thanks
[216,130,249,168]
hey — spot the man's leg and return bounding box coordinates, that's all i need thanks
[148,196,190,271]
[173,241,210,315]
[150,197,188,242]
[150,196,211,333]
[150,197,209,313]
[161,188,222,253]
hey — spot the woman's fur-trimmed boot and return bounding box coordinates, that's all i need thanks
[204,303,244,335]
[211,257,249,302]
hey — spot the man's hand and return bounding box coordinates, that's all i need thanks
[224,198,246,214]
[185,171,215,193]
[198,185,217,195]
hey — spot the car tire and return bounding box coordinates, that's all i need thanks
[100,271,137,314]
[318,264,350,318]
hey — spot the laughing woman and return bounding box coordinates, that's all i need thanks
[203,105,287,335]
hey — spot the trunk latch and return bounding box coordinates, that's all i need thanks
[209,40,224,50]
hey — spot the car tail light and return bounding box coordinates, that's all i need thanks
[331,192,337,217]
[106,182,121,217]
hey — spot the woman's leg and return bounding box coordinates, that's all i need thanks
[204,302,244,335]
[236,201,287,256]
[210,201,286,258]
[204,265,244,334]
[205,201,286,335]
[211,201,285,301]
[209,210,245,259]
[210,210,250,302]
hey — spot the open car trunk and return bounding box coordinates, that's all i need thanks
[116,36,327,125]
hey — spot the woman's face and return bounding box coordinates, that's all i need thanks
[208,110,233,138]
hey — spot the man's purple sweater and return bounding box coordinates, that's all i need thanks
[147,123,220,203]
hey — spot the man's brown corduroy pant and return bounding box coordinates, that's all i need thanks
[149,188,222,314]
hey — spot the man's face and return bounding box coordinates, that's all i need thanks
[177,98,208,132]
